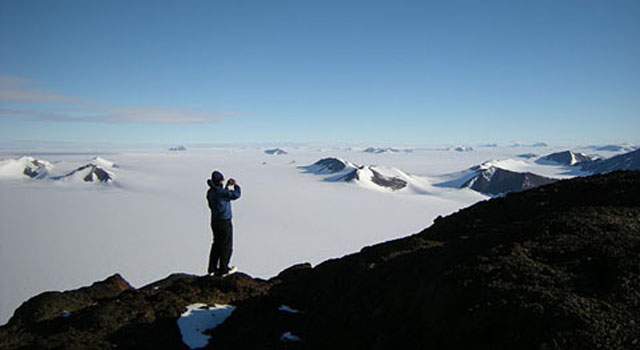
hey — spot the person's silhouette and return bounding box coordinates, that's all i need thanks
[206,170,241,276]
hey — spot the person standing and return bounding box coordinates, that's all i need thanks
[206,170,241,276]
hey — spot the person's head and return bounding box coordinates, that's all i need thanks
[211,171,224,186]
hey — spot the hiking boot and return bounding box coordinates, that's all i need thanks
[221,266,237,277]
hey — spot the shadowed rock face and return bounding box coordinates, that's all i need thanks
[369,168,407,190]
[463,167,557,195]
[307,158,347,173]
[20,158,50,179]
[2,171,639,350]
[580,148,640,174]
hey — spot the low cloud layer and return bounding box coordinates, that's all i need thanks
[0,107,234,124]
[0,76,237,124]
[0,76,83,104]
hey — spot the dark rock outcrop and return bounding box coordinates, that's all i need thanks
[369,168,407,190]
[22,158,50,179]
[302,158,348,174]
[531,142,549,147]
[2,171,639,349]
[1,273,269,349]
[265,148,288,155]
[516,153,537,159]
[463,166,557,195]
[542,150,595,166]
[9,274,131,326]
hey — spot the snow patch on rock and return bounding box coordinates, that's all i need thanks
[177,303,236,349]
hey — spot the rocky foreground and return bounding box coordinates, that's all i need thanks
[1,171,639,350]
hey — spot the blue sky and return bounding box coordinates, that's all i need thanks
[0,0,638,146]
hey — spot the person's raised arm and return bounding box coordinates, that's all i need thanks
[228,184,241,200]
[221,179,241,200]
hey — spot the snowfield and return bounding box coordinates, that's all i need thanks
[0,144,631,324]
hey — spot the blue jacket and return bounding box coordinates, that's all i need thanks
[207,182,241,220]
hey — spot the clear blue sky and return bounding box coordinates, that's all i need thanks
[0,0,638,146]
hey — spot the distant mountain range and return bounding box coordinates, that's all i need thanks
[579,148,640,174]
[363,147,399,154]
[511,142,549,147]
[588,144,637,152]
[0,156,116,183]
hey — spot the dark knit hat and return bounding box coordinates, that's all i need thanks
[211,171,224,183]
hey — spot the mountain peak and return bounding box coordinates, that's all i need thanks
[542,150,595,165]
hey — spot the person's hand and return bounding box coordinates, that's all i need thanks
[226,178,236,187]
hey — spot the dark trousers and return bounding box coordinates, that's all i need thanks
[208,218,233,273]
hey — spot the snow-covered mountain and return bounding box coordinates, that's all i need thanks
[264,148,288,155]
[332,166,408,191]
[542,150,595,166]
[579,148,640,174]
[0,156,53,179]
[52,164,115,183]
[462,164,557,195]
[301,158,432,192]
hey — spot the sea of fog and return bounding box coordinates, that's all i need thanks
[0,144,616,324]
